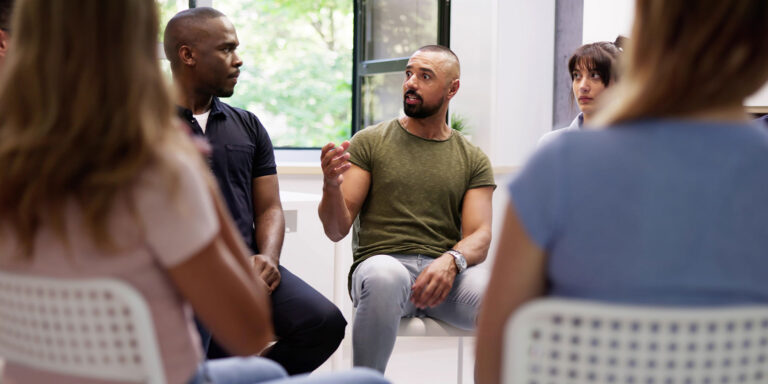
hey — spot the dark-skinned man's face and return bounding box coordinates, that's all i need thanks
[190,16,242,97]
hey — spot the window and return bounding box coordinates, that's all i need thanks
[215,0,353,148]
[155,1,450,147]
[156,1,189,80]
[353,0,450,131]
[155,0,353,148]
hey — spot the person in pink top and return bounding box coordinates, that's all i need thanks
[0,1,387,384]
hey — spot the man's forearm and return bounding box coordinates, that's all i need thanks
[450,227,492,267]
[254,206,285,262]
[318,184,354,241]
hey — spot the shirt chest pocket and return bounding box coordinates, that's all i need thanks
[225,144,255,181]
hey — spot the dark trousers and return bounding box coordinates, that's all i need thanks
[196,265,347,375]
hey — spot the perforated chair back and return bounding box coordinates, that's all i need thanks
[503,298,768,384]
[0,271,166,384]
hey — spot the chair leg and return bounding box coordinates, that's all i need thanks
[457,336,463,384]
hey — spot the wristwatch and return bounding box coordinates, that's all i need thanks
[446,249,467,274]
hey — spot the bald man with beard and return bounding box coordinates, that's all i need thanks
[318,46,496,373]
[164,7,346,375]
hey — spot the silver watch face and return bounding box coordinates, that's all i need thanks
[449,250,467,272]
[457,256,467,271]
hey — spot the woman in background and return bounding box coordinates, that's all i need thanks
[539,36,626,145]
[0,1,386,384]
[476,1,768,383]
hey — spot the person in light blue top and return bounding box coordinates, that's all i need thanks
[757,114,768,126]
[539,36,626,146]
[475,1,768,382]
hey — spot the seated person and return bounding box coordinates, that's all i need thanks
[540,36,627,145]
[163,7,346,374]
[0,1,386,384]
[318,45,496,373]
[475,1,768,383]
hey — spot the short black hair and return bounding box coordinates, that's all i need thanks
[163,7,226,68]
[568,36,627,87]
[0,0,14,31]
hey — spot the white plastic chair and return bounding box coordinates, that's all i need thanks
[503,298,768,384]
[0,271,166,384]
[397,316,473,384]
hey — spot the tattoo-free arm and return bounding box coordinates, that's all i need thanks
[168,187,274,356]
[410,186,494,308]
[317,141,371,241]
[474,202,547,384]
[454,186,494,266]
[252,174,284,263]
[250,174,284,291]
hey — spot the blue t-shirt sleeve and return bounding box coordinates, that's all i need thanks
[249,114,277,178]
[507,137,566,251]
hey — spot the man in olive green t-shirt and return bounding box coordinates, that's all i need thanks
[319,45,495,373]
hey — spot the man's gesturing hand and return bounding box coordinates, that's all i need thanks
[250,254,281,293]
[321,141,351,187]
[410,254,458,309]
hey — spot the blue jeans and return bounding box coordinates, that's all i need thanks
[351,254,488,372]
[188,357,389,384]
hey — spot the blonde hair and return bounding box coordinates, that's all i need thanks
[595,0,768,125]
[0,0,194,256]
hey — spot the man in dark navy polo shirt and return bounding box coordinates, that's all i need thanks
[164,7,346,375]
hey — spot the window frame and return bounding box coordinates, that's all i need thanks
[162,0,451,148]
[352,0,451,134]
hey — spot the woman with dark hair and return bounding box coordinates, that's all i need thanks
[476,0,768,382]
[540,36,626,145]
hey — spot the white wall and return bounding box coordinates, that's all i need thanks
[582,0,634,44]
[451,0,556,168]
[746,81,768,109]
[449,0,496,155]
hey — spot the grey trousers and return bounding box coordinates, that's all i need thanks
[351,254,488,373]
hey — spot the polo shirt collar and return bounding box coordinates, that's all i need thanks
[176,96,227,119]
[209,96,226,118]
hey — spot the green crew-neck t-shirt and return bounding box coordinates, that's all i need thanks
[346,118,496,290]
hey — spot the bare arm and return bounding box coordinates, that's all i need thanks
[455,186,495,266]
[252,174,284,262]
[474,202,547,384]
[411,186,494,308]
[317,141,371,241]
[250,174,285,292]
[168,188,274,356]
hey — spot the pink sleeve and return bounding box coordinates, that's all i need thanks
[136,152,219,268]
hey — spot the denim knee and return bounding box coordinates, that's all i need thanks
[354,255,411,305]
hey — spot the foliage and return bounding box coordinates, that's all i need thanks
[156,0,182,42]
[214,0,353,147]
[450,113,469,133]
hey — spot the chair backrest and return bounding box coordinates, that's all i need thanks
[503,298,768,384]
[0,271,166,384]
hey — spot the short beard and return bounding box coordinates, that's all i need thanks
[403,98,443,118]
[214,86,235,98]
